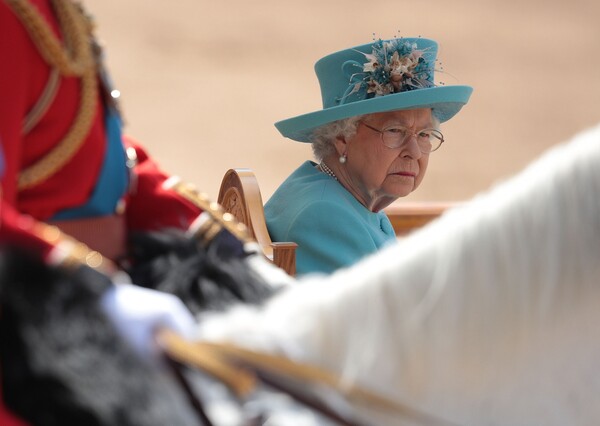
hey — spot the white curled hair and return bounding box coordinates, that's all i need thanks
[309,116,363,161]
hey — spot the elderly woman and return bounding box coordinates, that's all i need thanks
[265,37,472,276]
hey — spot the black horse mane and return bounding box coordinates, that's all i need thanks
[126,229,278,315]
[0,229,281,425]
[0,248,196,426]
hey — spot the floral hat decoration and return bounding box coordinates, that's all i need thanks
[275,37,473,142]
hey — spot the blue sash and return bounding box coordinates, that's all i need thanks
[51,109,129,220]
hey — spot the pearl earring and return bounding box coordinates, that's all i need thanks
[339,154,347,164]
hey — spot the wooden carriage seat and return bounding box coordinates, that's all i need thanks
[217,168,297,276]
[384,202,459,236]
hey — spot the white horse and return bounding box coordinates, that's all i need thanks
[194,123,600,425]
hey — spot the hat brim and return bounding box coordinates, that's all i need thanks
[275,85,473,142]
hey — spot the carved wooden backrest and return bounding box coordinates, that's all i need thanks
[218,168,297,276]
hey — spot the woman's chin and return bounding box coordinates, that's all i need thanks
[383,177,415,197]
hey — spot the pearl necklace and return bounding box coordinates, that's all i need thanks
[318,162,338,181]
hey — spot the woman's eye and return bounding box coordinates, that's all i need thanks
[386,128,408,135]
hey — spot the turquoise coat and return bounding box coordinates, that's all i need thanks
[265,161,397,276]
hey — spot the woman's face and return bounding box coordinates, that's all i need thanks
[335,108,434,212]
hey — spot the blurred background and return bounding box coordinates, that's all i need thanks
[87,0,600,204]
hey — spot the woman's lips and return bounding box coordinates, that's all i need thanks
[391,171,416,177]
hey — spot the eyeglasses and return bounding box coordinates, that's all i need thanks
[362,122,444,153]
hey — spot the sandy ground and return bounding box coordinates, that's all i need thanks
[86,0,600,205]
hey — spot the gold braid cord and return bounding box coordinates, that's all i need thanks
[168,180,252,244]
[7,0,99,190]
[33,221,115,275]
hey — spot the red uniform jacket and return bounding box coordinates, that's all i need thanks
[0,0,203,257]
[0,2,213,422]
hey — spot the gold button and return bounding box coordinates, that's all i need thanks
[40,225,62,244]
[115,199,126,215]
[85,251,104,269]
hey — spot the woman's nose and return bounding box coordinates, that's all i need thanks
[400,135,423,160]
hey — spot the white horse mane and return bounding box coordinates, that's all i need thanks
[198,123,600,425]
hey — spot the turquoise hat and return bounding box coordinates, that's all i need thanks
[275,37,473,142]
